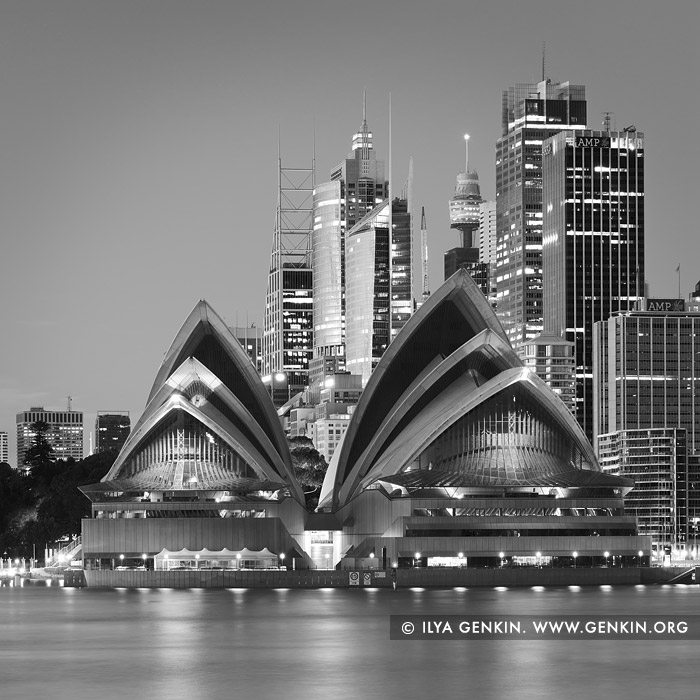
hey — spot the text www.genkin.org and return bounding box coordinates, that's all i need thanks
[390,616,700,640]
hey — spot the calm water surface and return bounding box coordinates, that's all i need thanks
[1,580,698,700]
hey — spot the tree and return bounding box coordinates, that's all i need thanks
[288,436,328,510]
[23,421,59,494]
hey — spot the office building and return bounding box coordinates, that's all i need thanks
[520,334,576,414]
[95,412,131,454]
[345,197,413,384]
[312,98,388,366]
[594,301,700,453]
[263,153,315,405]
[0,431,8,465]
[543,129,645,440]
[594,302,700,555]
[478,200,497,267]
[16,406,84,468]
[495,79,588,348]
[598,428,691,556]
[231,325,263,373]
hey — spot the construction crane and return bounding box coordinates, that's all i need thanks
[421,207,430,304]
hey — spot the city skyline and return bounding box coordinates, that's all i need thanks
[1,0,698,462]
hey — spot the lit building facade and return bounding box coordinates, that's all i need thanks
[520,334,576,414]
[345,198,413,384]
[263,155,315,405]
[312,104,388,366]
[594,303,700,453]
[0,431,8,465]
[543,130,645,440]
[95,412,131,454]
[594,303,700,555]
[598,428,691,555]
[495,80,588,348]
[16,407,84,468]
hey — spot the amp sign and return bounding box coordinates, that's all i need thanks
[574,136,611,148]
[646,299,685,312]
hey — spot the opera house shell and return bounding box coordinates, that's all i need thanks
[80,301,313,572]
[79,273,650,579]
[319,270,649,568]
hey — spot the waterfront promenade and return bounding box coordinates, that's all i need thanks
[69,565,698,589]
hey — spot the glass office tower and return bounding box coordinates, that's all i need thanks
[543,130,645,440]
[312,102,388,364]
[345,198,412,385]
[495,80,587,349]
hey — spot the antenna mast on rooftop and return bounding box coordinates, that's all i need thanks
[421,207,430,304]
[66,396,72,411]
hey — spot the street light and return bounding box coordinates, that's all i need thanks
[638,550,644,567]
[604,551,610,567]
[118,554,124,570]
[536,551,542,568]
[280,553,285,569]
[499,551,505,568]
[458,552,464,567]
[236,553,241,570]
[414,552,421,568]
[142,553,147,570]
[573,551,578,569]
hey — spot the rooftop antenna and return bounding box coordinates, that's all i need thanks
[421,207,430,304]
[602,112,613,132]
[464,133,470,172]
[66,396,72,411]
[541,41,546,82]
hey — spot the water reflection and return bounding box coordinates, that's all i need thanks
[0,584,698,700]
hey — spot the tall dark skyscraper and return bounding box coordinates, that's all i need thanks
[543,129,645,440]
[312,98,388,366]
[495,80,588,348]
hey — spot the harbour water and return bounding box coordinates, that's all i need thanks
[1,580,698,700]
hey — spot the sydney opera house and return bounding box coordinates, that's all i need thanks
[80,270,650,574]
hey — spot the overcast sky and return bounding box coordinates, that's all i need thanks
[1,0,698,463]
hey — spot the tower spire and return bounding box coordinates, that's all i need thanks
[464,133,470,172]
[542,41,546,82]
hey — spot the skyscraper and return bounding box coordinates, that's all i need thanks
[594,301,699,453]
[16,406,84,468]
[0,431,8,465]
[495,79,588,348]
[594,301,700,554]
[543,129,645,439]
[262,151,315,405]
[312,98,388,365]
[345,197,412,384]
[95,412,131,454]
